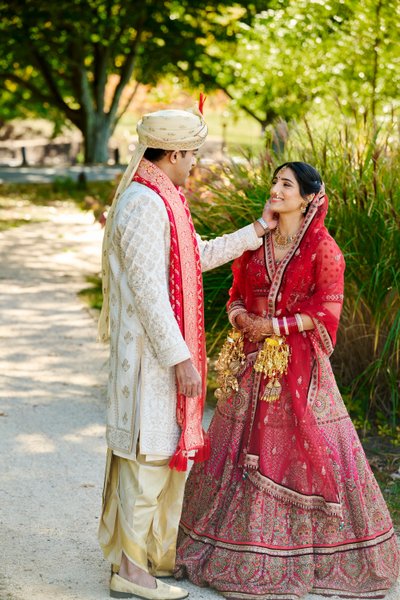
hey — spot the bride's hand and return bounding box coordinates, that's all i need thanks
[235,312,255,331]
[242,315,272,343]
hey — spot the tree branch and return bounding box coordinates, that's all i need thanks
[114,80,140,128]
[93,44,110,114]
[0,73,52,104]
[180,66,268,126]
[26,41,80,123]
[0,72,80,125]
[107,26,144,123]
[66,39,95,125]
[78,66,95,116]
[220,84,268,126]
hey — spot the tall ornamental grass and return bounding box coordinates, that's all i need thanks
[189,116,400,431]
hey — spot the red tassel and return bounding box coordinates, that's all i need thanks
[198,93,206,115]
[193,431,210,463]
[169,449,188,472]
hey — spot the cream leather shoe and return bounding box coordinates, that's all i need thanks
[110,573,189,599]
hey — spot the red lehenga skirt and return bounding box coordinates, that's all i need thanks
[175,352,399,599]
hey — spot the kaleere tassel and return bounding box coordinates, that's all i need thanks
[254,335,290,402]
[214,329,245,401]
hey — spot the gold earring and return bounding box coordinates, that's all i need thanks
[300,195,313,213]
[300,200,308,213]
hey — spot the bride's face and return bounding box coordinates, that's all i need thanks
[270,168,305,215]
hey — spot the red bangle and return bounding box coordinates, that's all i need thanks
[277,316,299,334]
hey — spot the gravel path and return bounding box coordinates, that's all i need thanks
[0,201,398,600]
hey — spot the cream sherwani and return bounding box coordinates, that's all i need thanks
[99,179,262,574]
[106,180,262,460]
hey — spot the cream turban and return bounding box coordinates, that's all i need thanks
[98,106,208,342]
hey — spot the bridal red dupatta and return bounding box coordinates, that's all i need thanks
[229,194,345,516]
[133,159,209,471]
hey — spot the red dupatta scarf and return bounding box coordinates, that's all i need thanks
[133,159,209,471]
[229,194,345,516]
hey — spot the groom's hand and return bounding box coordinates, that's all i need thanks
[175,359,202,397]
[262,201,278,230]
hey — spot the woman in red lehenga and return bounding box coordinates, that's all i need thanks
[175,162,399,599]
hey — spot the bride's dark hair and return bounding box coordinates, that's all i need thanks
[273,162,322,198]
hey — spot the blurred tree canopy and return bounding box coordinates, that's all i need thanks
[0,0,398,163]
[177,0,400,129]
[0,0,264,163]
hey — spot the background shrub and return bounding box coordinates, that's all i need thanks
[188,116,400,431]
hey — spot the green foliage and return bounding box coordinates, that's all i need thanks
[187,156,268,352]
[188,115,399,430]
[186,1,346,126]
[78,275,103,311]
[377,425,400,447]
[303,117,400,429]
[180,0,400,128]
[328,0,400,118]
[1,0,399,160]
[0,0,263,162]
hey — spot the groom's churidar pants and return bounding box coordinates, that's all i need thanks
[98,448,186,575]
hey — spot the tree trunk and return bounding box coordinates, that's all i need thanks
[81,111,112,164]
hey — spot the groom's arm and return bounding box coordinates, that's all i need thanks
[196,223,263,272]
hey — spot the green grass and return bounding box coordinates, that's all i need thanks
[0,217,43,231]
[78,275,103,310]
[0,180,114,206]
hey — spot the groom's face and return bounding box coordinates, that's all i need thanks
[169,150,198,187]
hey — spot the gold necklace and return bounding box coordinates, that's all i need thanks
[273,225,300,249]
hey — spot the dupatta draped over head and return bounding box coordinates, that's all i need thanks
[228,192,346,517]
[98,107,209,470]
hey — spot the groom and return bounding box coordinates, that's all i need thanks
[98,102,275,599]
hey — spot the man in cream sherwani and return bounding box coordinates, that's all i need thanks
[97,105,275,600]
